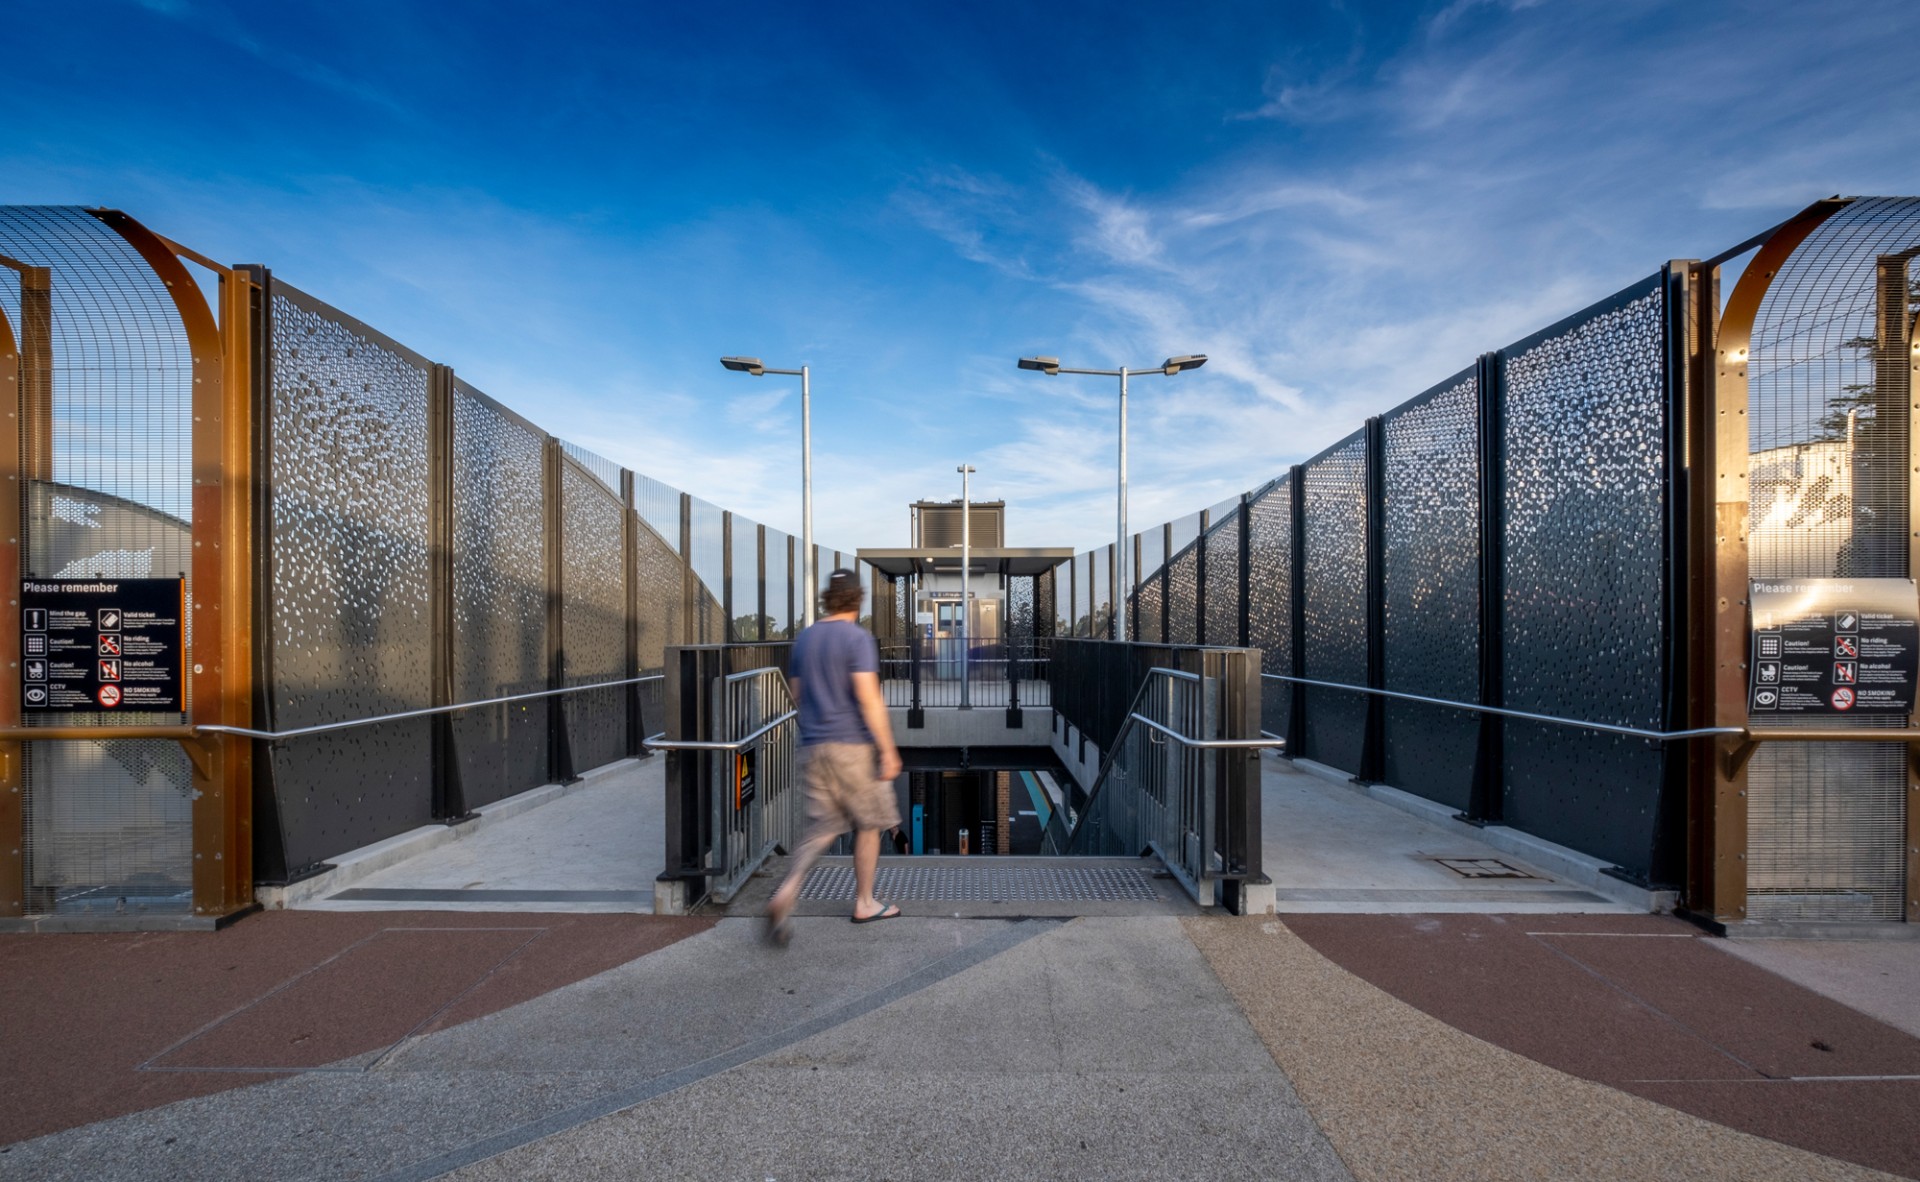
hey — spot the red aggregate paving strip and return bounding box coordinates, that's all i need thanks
[0,911,714,1146]
[1286,912,1920,1180]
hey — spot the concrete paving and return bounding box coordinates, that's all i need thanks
[1712,938,1920,1039]
[1260,754,1637,914]
[296,758,666,913]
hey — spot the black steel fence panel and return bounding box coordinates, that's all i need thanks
[560,455,628,772]
[263,281,435,873]
[1500,276,1668,877]
[1380,369,1481,811]
[1302,434,1369,772]
[450,380,548,809]
[1247,479,1292,740]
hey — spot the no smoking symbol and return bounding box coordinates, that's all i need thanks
[1832,687,1855,711]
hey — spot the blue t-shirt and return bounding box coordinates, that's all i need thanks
[789,619,879,746]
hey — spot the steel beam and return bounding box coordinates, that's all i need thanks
[1693,199,1848,923]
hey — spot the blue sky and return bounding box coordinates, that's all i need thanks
[7,0,1919,551]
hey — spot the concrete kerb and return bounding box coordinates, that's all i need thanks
[1278,754,1678,914]
[255,759,647,910]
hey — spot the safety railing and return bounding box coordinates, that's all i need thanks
[0,675,665,746]
[645,666,796,903]
[879,637,1052,713]
[1045,666,1279,906]
[1257,673,1908,776]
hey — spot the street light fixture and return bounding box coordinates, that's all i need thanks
[1015,353,1207,642]
[719,356,816,627]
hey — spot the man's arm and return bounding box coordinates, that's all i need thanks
[852,671,902,781]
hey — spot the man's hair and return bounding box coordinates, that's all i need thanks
[821,568,862,616]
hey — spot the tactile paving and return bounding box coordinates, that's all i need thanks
[800,865,1161,902]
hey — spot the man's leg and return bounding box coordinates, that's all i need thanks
[767,823,841,924]
[851,827,888,921]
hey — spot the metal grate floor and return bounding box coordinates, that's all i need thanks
[800,865,1161,903]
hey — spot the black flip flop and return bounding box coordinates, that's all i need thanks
[851,904,901,924]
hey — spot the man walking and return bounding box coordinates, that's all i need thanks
[764,569,903,944]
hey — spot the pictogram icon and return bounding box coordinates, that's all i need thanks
[1832,687,1855,710]
[98,634,121,656]
[98,608,121,631]
[97,658,121,682]
[96,685,121,708]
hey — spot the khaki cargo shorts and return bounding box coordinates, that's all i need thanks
[800,742,901,839]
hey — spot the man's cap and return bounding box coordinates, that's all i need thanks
[826,568,860,593]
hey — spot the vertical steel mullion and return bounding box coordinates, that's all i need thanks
[756,523,767,644]
[679,493,694,644]
[428,364,468,821]
[722,511,734,643]
[1466,352,1507,825]
[1651,262,1698,886]
[622,470,642,757]
[786,535,796,639]
[1196,509,1210,646]
[1160,521,1172,644]
[544,437,575,784]
[1238,492,1252,649]
[1287,466,1308,750]
[1358,416,1387,785]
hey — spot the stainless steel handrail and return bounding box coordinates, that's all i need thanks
[1131,714,1283,749]
[1262,673,1743,741]
[643,710,798,752]
[192,674,667,743]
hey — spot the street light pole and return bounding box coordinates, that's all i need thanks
[958,463,975,708]
[720,356,816,628]
[1015,353,1207,644]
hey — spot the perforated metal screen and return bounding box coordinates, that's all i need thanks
[1500,279,1669,875]
[1301,436,1368,771]
[451,380,547,809]
[1247,479,1292,742]
[561,456,628,772]
[1381,371,1480,811]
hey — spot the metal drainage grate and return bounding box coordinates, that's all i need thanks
[1434,857,1535,880]
[801,865,1161,903]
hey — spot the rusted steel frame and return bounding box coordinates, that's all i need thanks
[1693,199,1849,924]
[90,210,256,920]
[0,274,20,917]
[1886,251,1920,923]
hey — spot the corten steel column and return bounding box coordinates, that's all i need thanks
[1881,252,1920,922]
[1467,352,1507,825]
[427,365,470,822]
[1692,200,1847,922]
[544,436,576,784]
[622,470,643,757]
[0,281,21,917]
[1358,416,1387,786]
[1286,466,1308,752]
[97,213,258,919]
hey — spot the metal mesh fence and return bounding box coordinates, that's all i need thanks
[1,208,197,915]
[1745,196,1920,922]
[1380,370,1480,811]
[1202,507,1240,648]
